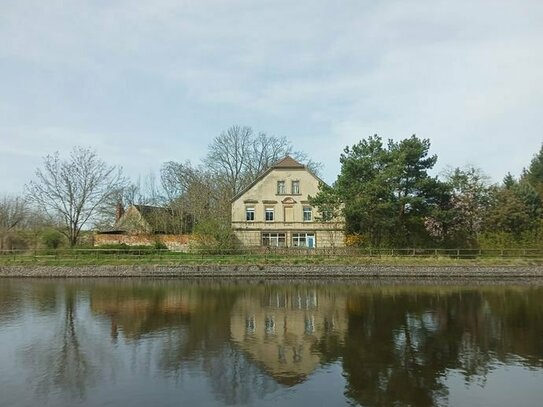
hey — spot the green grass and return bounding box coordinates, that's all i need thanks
[1,250,542,267]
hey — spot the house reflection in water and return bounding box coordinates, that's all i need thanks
[90,291,197,341]
[230,289,347,385]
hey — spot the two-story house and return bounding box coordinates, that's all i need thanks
[231,156,345,248]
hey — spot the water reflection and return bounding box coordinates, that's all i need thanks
[21,291,95,399]
[0,279,541,407]
[230,287,347,385]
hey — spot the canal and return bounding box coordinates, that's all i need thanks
[0,279,541,406]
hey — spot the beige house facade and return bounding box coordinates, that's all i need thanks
[231,156,345,248]
[230,288,348,384]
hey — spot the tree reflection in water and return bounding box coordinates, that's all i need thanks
[341,287,543,406]
[1,281,542,406]
[90,282,282,405]
[19,288,97,400]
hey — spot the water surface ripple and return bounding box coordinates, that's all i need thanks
[0,278,542,406]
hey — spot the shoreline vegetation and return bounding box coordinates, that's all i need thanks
[0,246,543,267]
[1,248,543,279]
[1,247,543,265]
[2,137,542,254]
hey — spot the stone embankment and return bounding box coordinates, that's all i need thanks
[1,264,543,279]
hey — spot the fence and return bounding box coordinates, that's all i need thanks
[1,247,543,264]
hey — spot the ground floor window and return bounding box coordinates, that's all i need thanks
[262,232,286,247]
[292,233,316,248]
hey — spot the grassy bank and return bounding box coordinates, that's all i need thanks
[1,248,542,267]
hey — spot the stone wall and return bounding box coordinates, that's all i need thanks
[94,234,191,252]
[2,264,542,279]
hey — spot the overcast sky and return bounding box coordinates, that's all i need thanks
[1,0,542,194]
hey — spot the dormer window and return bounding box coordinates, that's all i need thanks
[277,180,286,194]
[292,180,300,194]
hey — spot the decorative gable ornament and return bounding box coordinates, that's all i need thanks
[281,197,297,205]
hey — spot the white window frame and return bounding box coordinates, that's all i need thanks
[262,232,286,247]
[292,232,316,248]
[292,180,300,194]
[265,207,274,222]
[246,207,255,221]
[277,180,286,194]
[303,206,312,222]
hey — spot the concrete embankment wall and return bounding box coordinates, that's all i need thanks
[1,265,543,279]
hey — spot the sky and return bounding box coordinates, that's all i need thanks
[1,0,542,195]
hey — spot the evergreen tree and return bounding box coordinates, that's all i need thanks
[328,135,441,247]
[503,172,516,189]
[522,143,543,198]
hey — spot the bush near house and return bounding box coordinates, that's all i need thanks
[42,229,65,249]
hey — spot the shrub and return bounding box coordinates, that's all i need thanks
[1,233,29,251]
[153,240,168,250]
[191,219,239,254]
[344,234,365,247]
[42,229,64,249]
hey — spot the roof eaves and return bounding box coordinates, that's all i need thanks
[231,166,274,202]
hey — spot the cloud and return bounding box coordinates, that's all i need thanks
[1,0,542,193]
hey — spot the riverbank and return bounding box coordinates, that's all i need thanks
[1,264,543,279]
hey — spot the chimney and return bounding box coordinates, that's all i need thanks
[115,201,124,223]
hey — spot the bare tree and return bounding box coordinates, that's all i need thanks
[26,147,126,247]
[204,125,323,197]
[122,172,163,207]
[161,161,228,229]
[0,195,28,250]
[93,171,164,231]
[160,126,323,244]
[245,132,292,180]
[204,125,253,196]
[0,195,27,231]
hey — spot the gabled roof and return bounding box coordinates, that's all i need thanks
[109,204,176,233]
[98,204,182,234]
[133,204,172,222]
[231,155,325,202]
[273,155,305,168]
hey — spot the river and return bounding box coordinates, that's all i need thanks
[0,278,542,406]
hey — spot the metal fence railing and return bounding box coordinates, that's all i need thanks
[1,247,543,263]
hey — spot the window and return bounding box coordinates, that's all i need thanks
[292,233,315,248]
[262,232,286,247]
[246,207,255,221]
[303,207,312,221]
[292,233,306,247]
[305,316,315,334]
[277,180,286,194]
[292,180,300,194]
[265,316,275,335]
[246,315,256,334]
[265,207,274,221]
